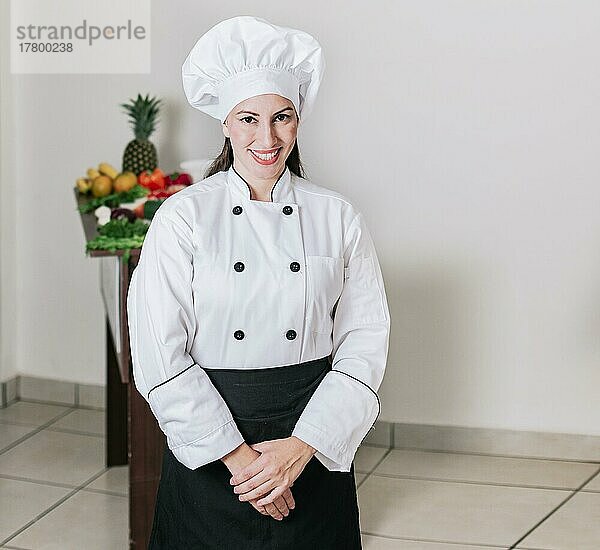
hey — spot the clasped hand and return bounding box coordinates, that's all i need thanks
[229,436,314,515]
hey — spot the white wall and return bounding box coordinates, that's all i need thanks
[1,0,17,384]
[2,1,600,435]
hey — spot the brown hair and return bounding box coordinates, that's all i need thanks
[203,137,307,180]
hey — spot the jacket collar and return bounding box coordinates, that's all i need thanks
[226,164,294,204]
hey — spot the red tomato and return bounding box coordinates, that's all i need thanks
[138,168,166,191]
[148,191,169,199]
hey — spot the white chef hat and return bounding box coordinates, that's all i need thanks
[181,15,325,125]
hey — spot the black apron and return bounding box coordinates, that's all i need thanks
[148,355,362,549]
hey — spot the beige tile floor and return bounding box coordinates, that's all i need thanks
[0,400,599,549]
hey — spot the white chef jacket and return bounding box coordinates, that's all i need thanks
[126,165,391,472]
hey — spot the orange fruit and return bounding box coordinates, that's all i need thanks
[91,175,113,197]
[113,172,137,193]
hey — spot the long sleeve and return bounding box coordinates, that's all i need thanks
[126,208,244,469]
[291,211,391,471]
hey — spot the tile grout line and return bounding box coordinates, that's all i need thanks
[508,465,600,549]
[355,445,600,491]
[0,409,76,456]
[363,471,598,492]
[0,420,105,441]
[78,486,128,498]
[0,472,85,491]
[353,472,599,493]
[7,396,600,459]
[358,445,590,492]
[386,444,600,465]
[16,397,104,411]
[0,467,111,547]
[0,401,128,543]
[360,531,509,548]
[21,426,584,492]
[42,426,105,438]
[0,403,108,455]
[2,402,599,546]
[0,471,128,497]
[3,400,597,460]
[357,445,393,490]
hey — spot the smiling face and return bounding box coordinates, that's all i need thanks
[222,94,299,184]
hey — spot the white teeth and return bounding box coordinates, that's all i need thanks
[250,149,279,161]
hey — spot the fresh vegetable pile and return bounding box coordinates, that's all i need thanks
[80,167,193,263]
[85,218,150,264]
[78,182,148,214]
[76,93,195,263]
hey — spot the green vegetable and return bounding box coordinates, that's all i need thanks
[97,218,150,238]
[85,218,150,264]
[78,184,148,214]
[143,199,164,220]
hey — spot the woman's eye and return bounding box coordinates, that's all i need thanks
[239,114,290,124]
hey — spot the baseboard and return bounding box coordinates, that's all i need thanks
[363,420,600,462]
[3,375,598,462]
[0,376,18,408]
[0,375,105,410]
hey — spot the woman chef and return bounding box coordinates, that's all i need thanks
[126,15,391,550]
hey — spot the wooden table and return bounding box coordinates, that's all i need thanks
[75,191,165,549]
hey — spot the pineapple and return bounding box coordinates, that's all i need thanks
[121,93,162,175]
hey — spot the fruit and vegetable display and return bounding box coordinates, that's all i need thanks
[76,93,195,263]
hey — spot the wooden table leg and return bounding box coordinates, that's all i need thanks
[106,311,163,547]
[128,376,165,549]
[106,314,128,466]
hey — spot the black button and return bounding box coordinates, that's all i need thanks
[289,261,300,272]
[286,329,297,340]
[234,330,245,340]
[234,262,245,272]
[232,205,243,215]
[282,205,293,215]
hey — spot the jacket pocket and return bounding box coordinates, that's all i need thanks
[306,255,344,334]
[341,256,388,326]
